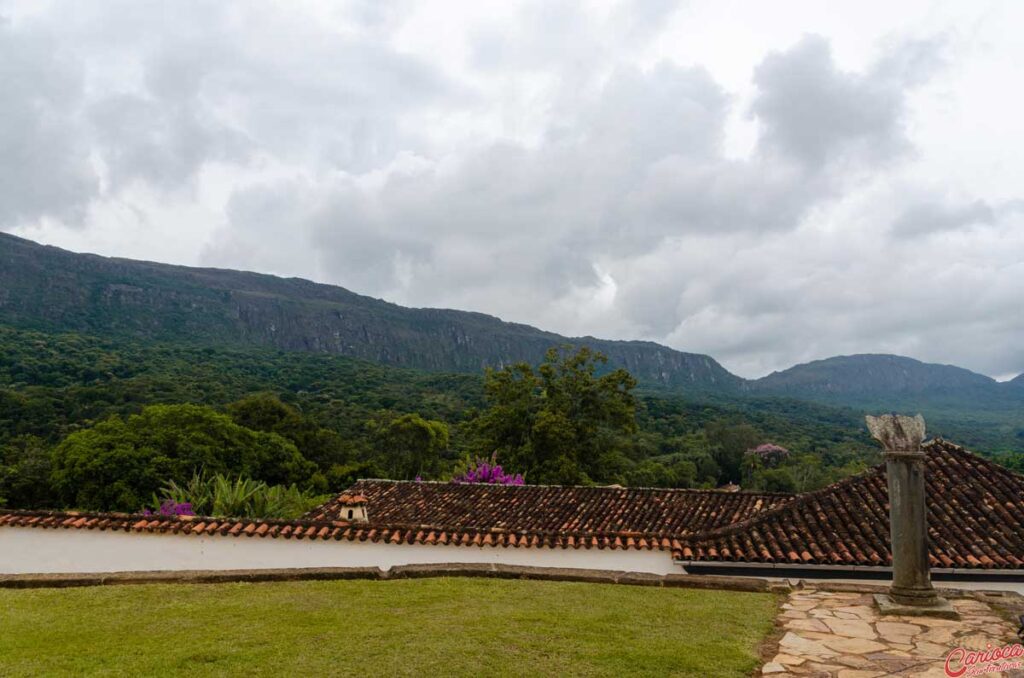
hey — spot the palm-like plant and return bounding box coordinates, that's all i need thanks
[151,472,327,519]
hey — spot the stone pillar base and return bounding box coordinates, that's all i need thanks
[874,593,960,619]
[889,584,942,606]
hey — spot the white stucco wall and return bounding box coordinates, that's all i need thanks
[0,529,679,575]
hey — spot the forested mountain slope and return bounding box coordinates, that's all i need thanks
[0,233,737,392]
[2,233,1022,450]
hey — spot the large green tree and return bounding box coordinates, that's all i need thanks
[368,412,450,480]
[227,394,350,470]
[705,420,762,484]
[0,435,54,508]
[50,404,317,511]
[472,346,638,484]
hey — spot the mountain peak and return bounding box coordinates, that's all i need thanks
[748,352,1007,409]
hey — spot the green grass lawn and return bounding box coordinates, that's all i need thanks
[0,578,777,677]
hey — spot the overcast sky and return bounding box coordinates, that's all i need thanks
[2,1,1022,379]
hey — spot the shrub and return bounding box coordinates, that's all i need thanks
[151,472,328,519]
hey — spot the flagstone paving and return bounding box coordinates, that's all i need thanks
[760,589,1024,677]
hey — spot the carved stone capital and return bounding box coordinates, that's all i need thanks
[866,414,926,452]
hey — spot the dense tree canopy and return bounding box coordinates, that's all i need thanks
[227,394,349,470]
[471,346,638,484]
[0,326,900,511]
[50,404,318,511]
[0,436,52,508]
[368,412,450,480]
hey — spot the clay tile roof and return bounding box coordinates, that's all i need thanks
[2,439,1021,569]
[305,480,792,537]
[673,439,1024,570]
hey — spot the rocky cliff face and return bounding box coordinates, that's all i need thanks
[0,233,740,392]
[4,233,1019,409]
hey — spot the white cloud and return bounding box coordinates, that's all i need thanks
[2,0,1023,380]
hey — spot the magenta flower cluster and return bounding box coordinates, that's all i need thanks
[142,500,195,517]
[452,456,524,485]
[750,443,789,454]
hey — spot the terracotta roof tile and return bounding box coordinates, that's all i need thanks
[1,439,1020,570]
[674,440,1024,570]
[305,481,791,536]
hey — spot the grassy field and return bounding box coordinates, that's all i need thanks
[0,578,777,677]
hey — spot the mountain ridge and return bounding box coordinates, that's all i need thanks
[1,232,1020,410]
[745,353,1020,411]
[0,233,739,391]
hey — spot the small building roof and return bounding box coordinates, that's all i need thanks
[675,439,1024,569]
[304,481,792,537]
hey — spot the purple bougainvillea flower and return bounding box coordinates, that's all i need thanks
[142,500,196,517]
[452,455,525,485]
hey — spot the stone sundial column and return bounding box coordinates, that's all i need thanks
[866,414,956,617]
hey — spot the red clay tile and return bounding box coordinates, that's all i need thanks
[0,439,1019,570]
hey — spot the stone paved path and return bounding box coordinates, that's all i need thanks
[761,589,1023,677]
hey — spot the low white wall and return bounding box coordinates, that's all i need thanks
[0,529,679,576]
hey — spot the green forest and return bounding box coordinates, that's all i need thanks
[2,325,1015,514]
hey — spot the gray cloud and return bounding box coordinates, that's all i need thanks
[0,17,98,227]
[2,2,1022,379]
[751,34,936,170]
[88,93,248,191]
[609,0,682,42]
[891,199,994,237]
[1,1,455,223]
[206,60,738,298]
[203,33,960,347]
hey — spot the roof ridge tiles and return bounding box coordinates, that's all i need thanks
[677,438,974,547]
[677,461,890,546]
[674,439,1024,569]
[346,478,794,497]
